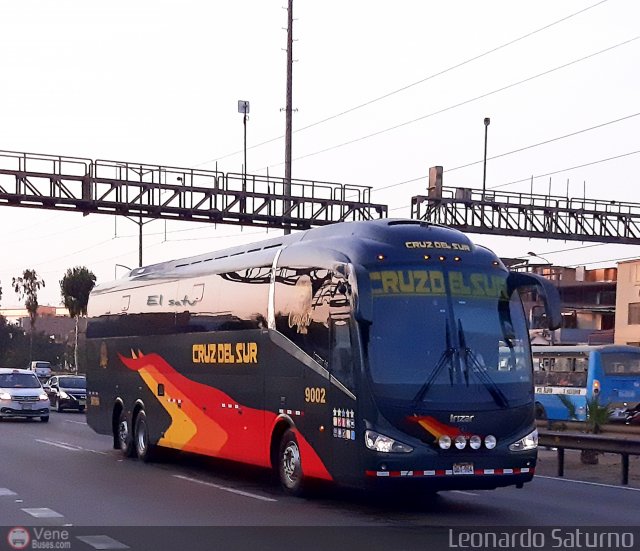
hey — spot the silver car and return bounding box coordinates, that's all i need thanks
[0,368,50,422]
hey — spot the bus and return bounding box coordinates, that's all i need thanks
[83,219,560,494]
[532,345,640,422]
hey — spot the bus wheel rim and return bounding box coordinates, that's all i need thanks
[137,420,147,455]
[119,420,128,446]
[282,441,301,487]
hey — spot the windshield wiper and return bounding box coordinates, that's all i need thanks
[457,319,509,408]
[412,323,456,404]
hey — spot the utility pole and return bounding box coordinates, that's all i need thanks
[283,0,293,235]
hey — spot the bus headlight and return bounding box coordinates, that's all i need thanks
[365,430,413,453]
[438,435,452,449]
[484,435,497,449]
[469,435,482,450]
[509,429,538,452]
[454,435,467,449]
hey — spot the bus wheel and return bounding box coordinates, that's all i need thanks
[278,430,305,496]
[117,411,136,458]
[134,410,156,462]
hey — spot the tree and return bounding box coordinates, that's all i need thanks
[60,266,96,371]
[13,269,45,360]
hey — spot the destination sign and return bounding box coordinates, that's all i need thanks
[369,270,507,298]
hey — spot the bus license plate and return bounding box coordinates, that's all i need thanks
[453,463,474,475]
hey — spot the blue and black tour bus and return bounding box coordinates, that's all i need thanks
[83,219,560,494]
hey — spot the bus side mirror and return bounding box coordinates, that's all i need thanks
[507,272,562,330]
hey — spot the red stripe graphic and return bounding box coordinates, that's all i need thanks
[119,351,332,481]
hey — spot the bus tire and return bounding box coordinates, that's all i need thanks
[134,410,156,463]
[117,410,136,458]
[534,403,547,420]
[278,429,305,496]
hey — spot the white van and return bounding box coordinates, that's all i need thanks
[29,361,52,379]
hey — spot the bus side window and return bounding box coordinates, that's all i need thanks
[274,267,332,369]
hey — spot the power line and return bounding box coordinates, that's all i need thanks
[447,112,640,174]
[491,149,640,190]
[290,0,610,134]
[265,35,639,169]
[534,243,606,256]
[373,111,640,192]
[195,0,609,167]
[568,253,640,267]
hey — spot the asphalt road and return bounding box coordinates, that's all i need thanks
[1,412,638,550]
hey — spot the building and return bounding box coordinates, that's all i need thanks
[614,260,640,346]
[512,264,616,345]
[0,305,75,343]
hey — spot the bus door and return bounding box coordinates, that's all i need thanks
[296,273,358,483]
[268,265,326,471]
[326,312,359,483]
[271,266,357,481]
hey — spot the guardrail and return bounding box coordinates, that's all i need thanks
[538,428,640,485]
[536,419,640,435]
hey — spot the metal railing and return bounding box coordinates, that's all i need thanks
[411,185,640,244]
[538,425,640,485]
[0,149,388,230]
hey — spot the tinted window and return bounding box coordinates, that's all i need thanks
[274,267,333,368]
[59,377,86,388]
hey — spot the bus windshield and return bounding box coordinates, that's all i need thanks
[367,266,532,409]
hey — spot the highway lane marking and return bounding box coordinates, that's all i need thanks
[0,488,17,496]
[449,490,479,496]
[36,439,82,451]
[173,474,278,502]
[22,507,64,518]
[77,535,130,549]
[64,419,87,425]
[36,438,108,455]
[36,439,83,451]
[536,474,640,492]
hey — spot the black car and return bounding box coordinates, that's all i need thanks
[44,375,86,412]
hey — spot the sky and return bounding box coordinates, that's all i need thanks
[0,0,639,307]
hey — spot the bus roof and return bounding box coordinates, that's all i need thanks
[93,219,504,293]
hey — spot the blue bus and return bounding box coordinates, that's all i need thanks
[532,345,640,422]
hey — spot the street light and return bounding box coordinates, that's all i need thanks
[482,117,490,198]
[238,100,250,179]
[114,264,132,279]
[527,251,551,265]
